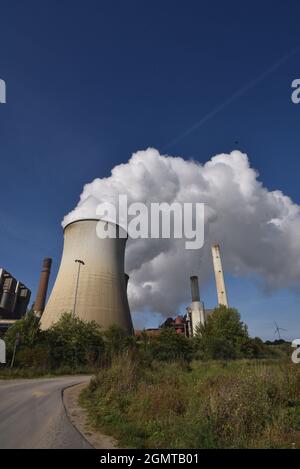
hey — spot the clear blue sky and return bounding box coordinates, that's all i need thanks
[0,1,299,340]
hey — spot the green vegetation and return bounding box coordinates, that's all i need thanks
[80,357,300,449]
[0,312,105,377]
[194,306,281,360]
[1,306,297,449]
[0,306,289,378]
[77,306,296,449]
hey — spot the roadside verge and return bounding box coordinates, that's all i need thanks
[63,382,118,449]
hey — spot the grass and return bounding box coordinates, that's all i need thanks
[80,357,300,449]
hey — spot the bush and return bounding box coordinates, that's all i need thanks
[194,306,269,360]
[103,324,133,357]
[81,358,300,449]
[5,311,42,359]
[46,313,105,367]
[4,312,106,371]
[150,328,193,362]
[15,345,51,370]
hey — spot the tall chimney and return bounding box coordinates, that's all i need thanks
[211,244,228,307]
[187,275,205,336]
[124,273,129,291]
[190,276,200,302]
[34,258,52,316]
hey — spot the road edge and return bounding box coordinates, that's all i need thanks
[62,381,118,449]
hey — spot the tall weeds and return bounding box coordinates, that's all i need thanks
[80,357,300,449]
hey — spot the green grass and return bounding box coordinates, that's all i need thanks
[80,357,300,449]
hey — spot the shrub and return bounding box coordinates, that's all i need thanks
[4,311,42,358]
[81,358,300,449]
[15,345,51,370]
[46,313,105,367]
[150,328,193,362]
[194,306,262,359]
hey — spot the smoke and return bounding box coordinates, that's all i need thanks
[63,148,300,316]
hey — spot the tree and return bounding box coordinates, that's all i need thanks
[5,311,42,356]
[151,327,193,362]
[5,312,107,370]
[46,313,105,367]
[194,306,250,359]
[103,324,131,357]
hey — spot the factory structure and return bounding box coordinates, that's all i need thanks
[0,212,228,340]
[39,219,227,337]
[145,245,229,338]
[40,219,133,334]
[211,244,228,308]
[34,258,52,317]
[0,269,31,331]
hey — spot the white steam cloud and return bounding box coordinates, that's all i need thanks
[63,148,300,317]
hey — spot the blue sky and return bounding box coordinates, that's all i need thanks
[0,1,299,340]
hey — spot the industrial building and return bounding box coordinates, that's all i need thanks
[0,269,31,331]
[40,219,133,334]
[135,243,228,339]
[0,214,227,339]
[0,220,227,340]
[161,244,228,337]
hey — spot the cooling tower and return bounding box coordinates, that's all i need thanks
[40,219,133,334]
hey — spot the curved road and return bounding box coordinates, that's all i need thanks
[0,375,93,449]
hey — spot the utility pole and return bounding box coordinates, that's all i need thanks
[10,332,20,368]
[73,259,85,318]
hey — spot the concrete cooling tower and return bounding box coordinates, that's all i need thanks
[40,219,133,334]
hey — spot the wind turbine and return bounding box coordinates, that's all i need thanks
[273,321,287,341]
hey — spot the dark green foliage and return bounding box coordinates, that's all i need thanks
[1,305,286,378]
[194,305,270,359]
[103,324,131,357]
[46,313,105,367]
[150,327,193,362]
[13,345,51,370]
[4,312,105,370]
[4,311,42,357]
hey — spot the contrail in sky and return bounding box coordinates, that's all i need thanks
[164,45,300,149]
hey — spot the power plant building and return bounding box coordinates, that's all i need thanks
[40,219,133,334]
[136,244,229,339]
[0,268,31,329]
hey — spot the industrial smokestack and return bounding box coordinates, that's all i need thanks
[40,219,133,334]
[211,244,228,307]
[187,275,205,336]
[124,273,129,291]
[34,258,52,316]
[190,276,200,302]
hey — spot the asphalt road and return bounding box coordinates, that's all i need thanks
[0,375,93,449]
